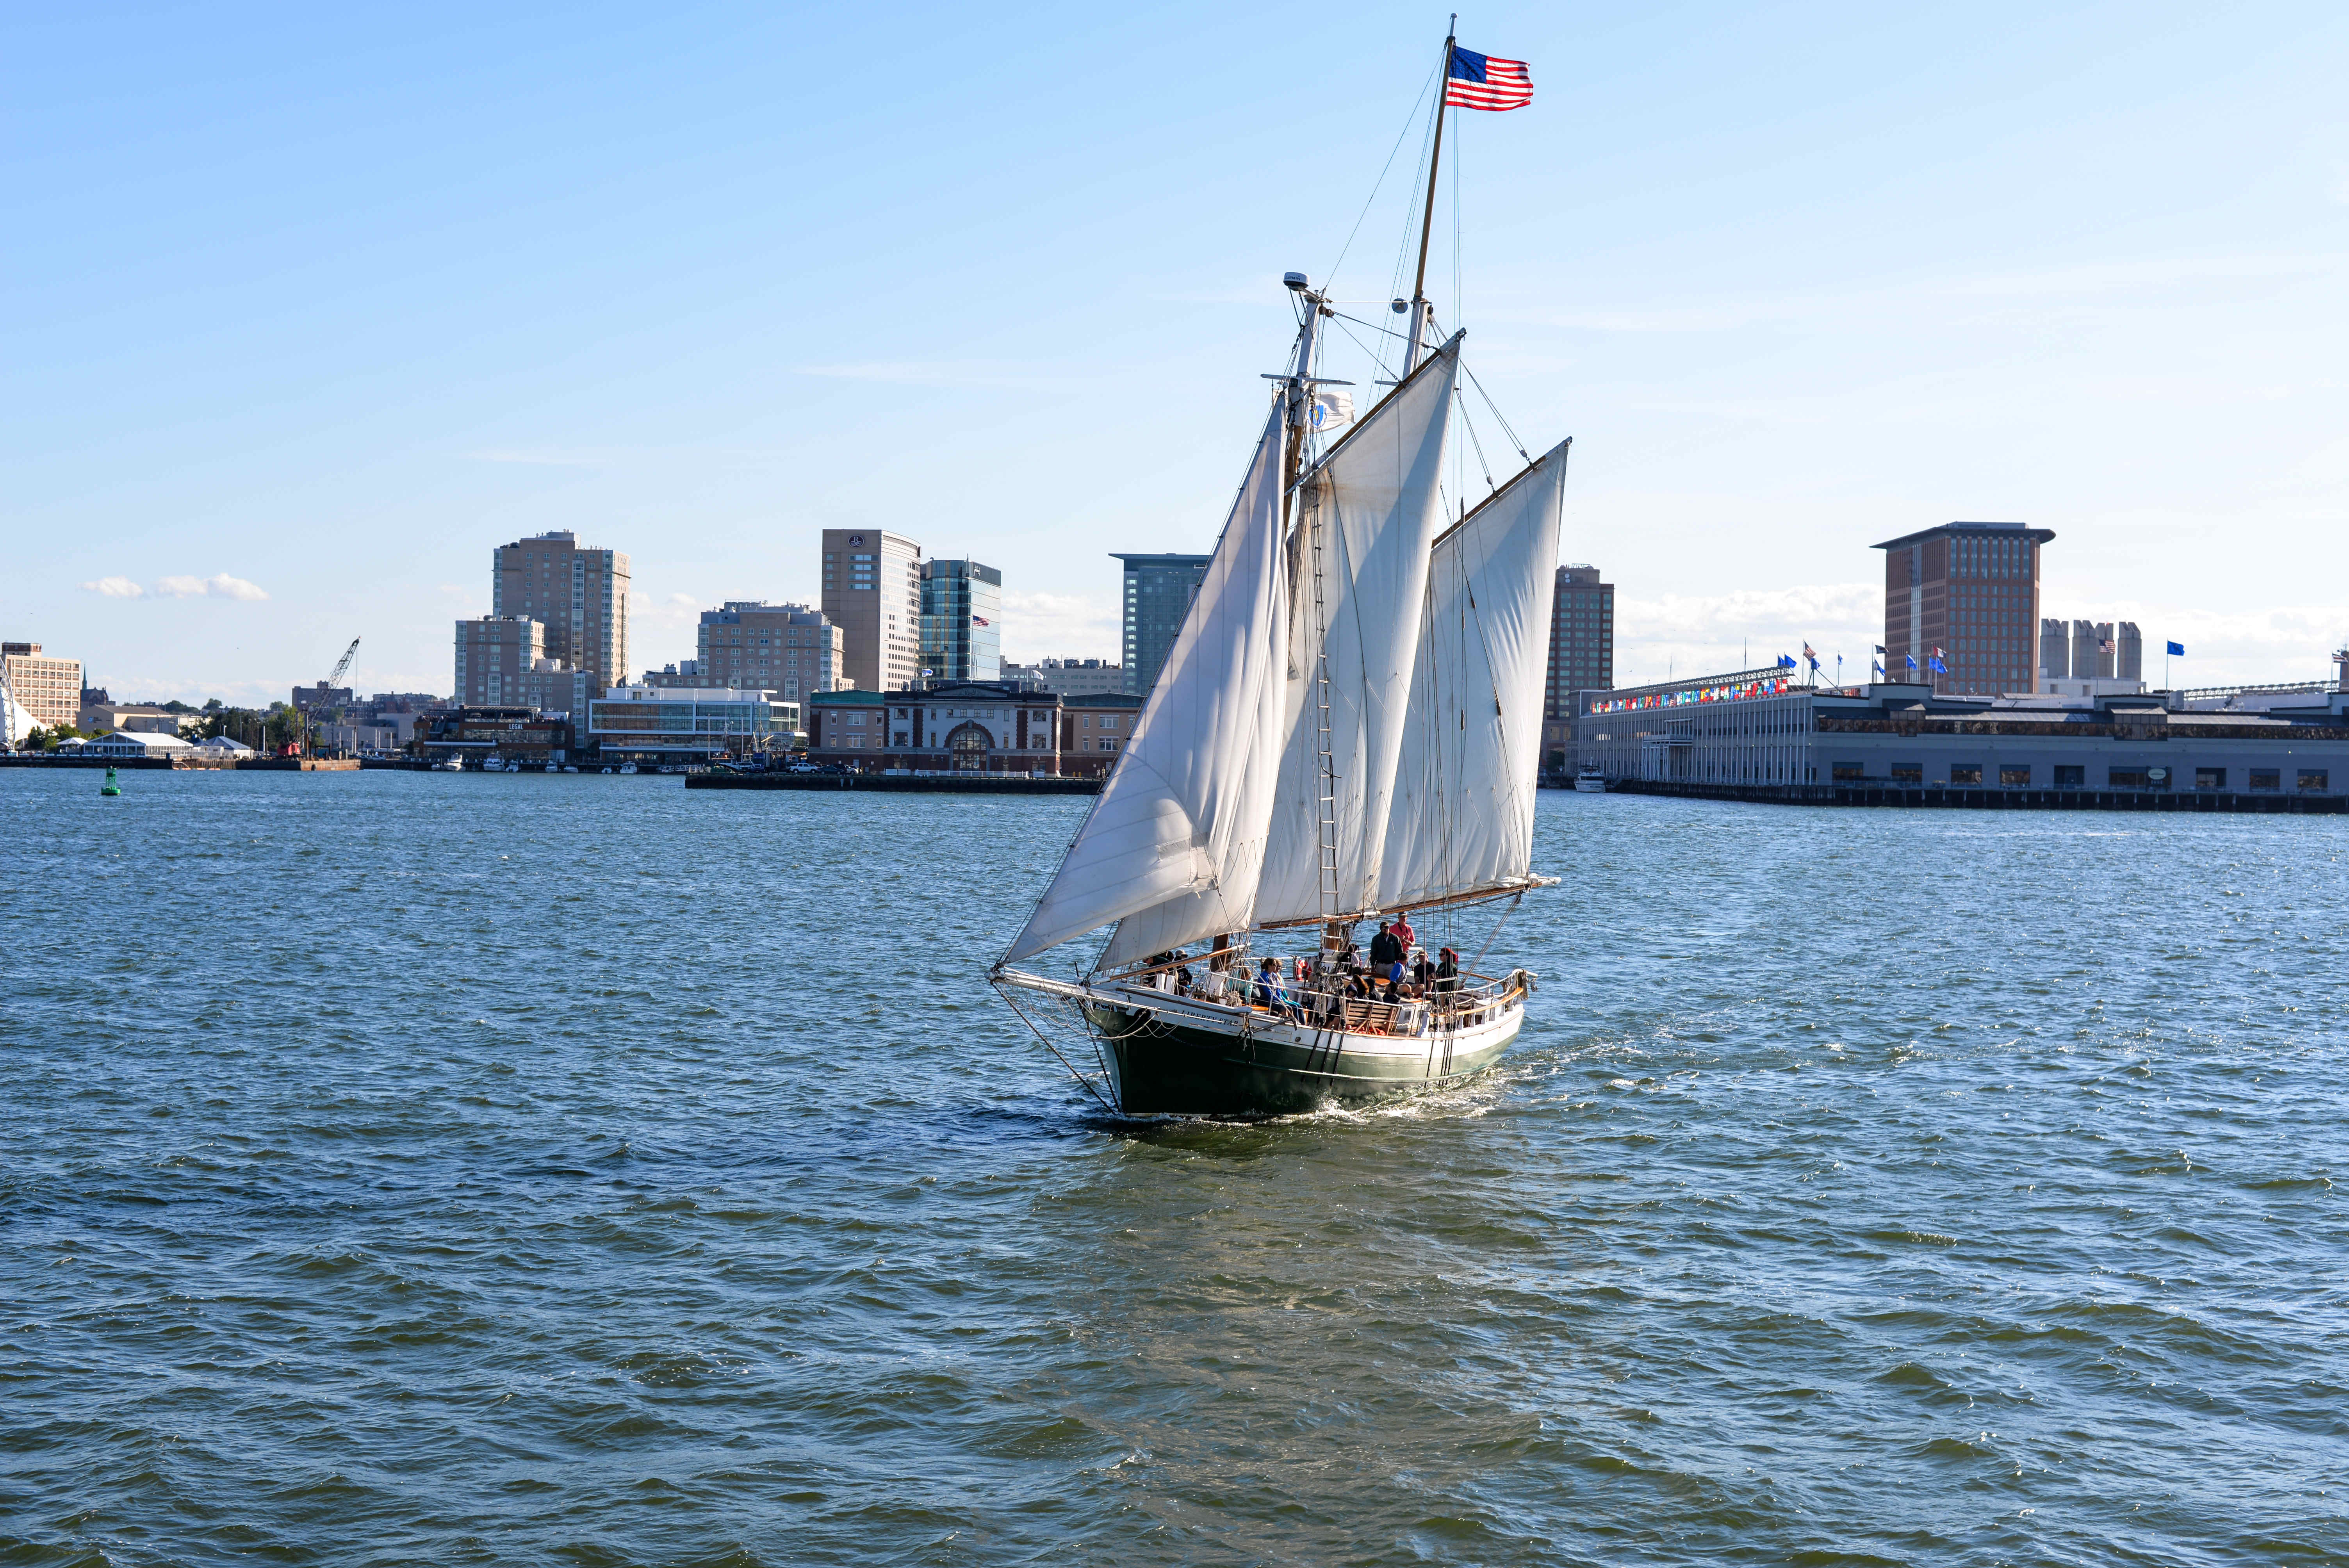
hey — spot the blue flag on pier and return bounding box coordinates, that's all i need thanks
[2167,641,2185,657]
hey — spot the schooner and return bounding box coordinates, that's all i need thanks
[993,28,1565,1116]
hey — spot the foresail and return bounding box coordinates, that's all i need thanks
[1251,336,1462,927]
[1002,403,1290,966]
[1376,439,1568,911]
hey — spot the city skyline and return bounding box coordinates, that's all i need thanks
[7,3,2347,704]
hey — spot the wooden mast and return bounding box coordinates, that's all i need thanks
[1401,18,1457,376]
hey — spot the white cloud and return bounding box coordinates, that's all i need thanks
[81,576,145,598]
[1000,589,1118,663]
[154,573,268,601]
[1611,581,1882,688]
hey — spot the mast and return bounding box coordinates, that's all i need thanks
[1401,18,1457,377]
[1278,274,1324,519]
[1278,276,1344,946]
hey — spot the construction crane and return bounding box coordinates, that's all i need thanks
[285,637,361,756]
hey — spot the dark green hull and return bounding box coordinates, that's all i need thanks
[1085,1003,1519,1118]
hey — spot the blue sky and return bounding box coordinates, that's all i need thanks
[7,1,2346,702]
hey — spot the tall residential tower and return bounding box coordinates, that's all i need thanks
[490,531,631,692]
[1114,552,1210,696]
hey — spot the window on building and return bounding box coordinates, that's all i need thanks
[2299,769,2329,793]
[1890,764,1922,784]
[1949,764,1982,785]
[2249,769,2280,792]
[1831,763,1863,782]
[2194,768,2225,791]
[893,732,908,746]
[2109,767,2153,789]
[1101,716,1119,730]
[2054,765,2084,788]
[2000,765,2030,786]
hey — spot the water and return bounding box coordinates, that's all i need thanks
[2,768,2343,1567]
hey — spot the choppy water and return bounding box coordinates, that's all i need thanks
[2,768,2344,1566]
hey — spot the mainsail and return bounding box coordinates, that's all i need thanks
[1250,336,1462,925]
[1001,403,1290,966]
[1376,439,1569,911]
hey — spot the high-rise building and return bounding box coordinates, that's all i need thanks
[491,531,631,692]
[688,602,845,700]
[1542,565,1614,769]
[920,559,1002,682]
[453,615,592,714]
[821,529,924,691]
[1114,553,1210,696]
[2,641,84,738]
[2116,622,2142,682]
[2039,618,2070,681]
[1875,522,2055,695]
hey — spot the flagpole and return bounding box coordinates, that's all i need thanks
[1402,18,1458,377]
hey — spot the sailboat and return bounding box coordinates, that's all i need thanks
[992,27,1566,1117]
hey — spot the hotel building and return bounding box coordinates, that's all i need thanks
[821,529,925,691]
[1875,521,2054,695]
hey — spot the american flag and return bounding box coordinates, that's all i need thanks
[1444,46,1533,112]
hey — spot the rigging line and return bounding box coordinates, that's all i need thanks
[1389,98,1442,309]
[1467,891,1526,980]
[1451,103,1462,344]
[994,982,1116,1114]
[1455,387,1497,496]
[1327,308,1412,340]
[1326,313,1397,393]
[1459,362,1530,463]
[1326,61,1442,292]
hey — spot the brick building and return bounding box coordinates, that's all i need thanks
[1876,521,2054,696]
[807,681,1064,773]
[1542,563,1613,771]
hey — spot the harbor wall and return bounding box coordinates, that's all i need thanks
[1606,778,2345,814]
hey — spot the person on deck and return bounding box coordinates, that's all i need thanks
[1434,947,1461,995]
[1389,913,1416,952]
[1369,920,1401,969]
[1257,957,1290,1020]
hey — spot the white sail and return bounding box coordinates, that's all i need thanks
[1002,403,1290,965]
[1251,336,1461,926]
[1376,440,1569,911]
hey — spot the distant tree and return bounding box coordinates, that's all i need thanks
[202,697,224,712]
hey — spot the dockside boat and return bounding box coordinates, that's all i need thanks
[992,26,1566,1117]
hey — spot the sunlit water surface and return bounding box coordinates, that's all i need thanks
[2,769,2343,1566]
